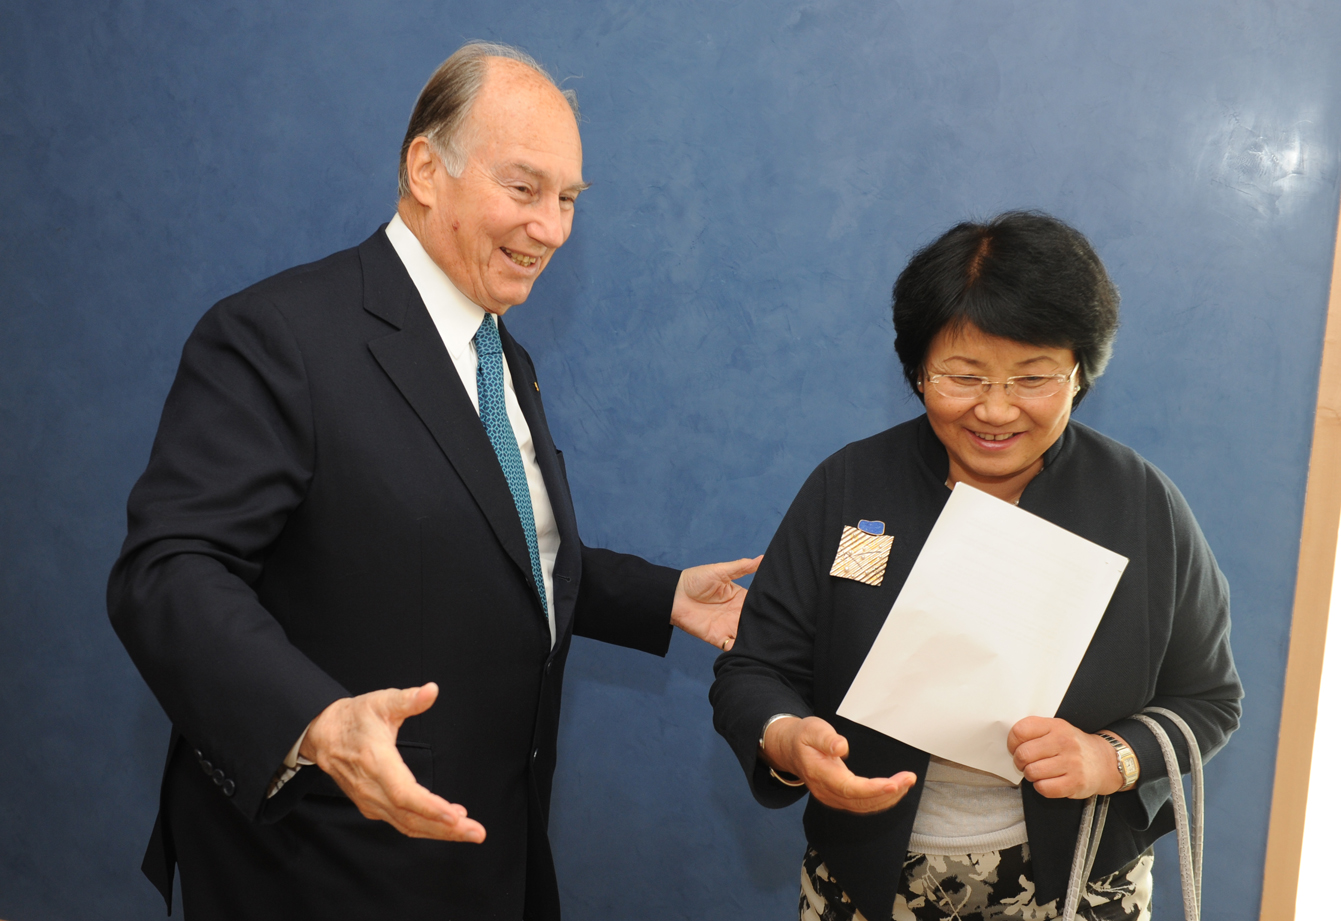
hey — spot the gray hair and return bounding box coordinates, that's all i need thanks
[397,42,580,198]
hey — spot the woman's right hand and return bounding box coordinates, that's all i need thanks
[761,716,917,814]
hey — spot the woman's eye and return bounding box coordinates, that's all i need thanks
[1014,376,1051,387]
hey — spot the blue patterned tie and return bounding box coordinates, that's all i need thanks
[473,315,548,618]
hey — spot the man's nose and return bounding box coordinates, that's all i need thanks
[528,196,568,250]
[974,385,1020,425]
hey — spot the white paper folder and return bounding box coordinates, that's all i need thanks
[836,483,1128,783]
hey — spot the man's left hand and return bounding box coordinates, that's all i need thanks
[670,556,762,651]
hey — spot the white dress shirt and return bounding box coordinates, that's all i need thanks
[269,216,561,797]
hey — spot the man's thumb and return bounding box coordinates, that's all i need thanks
[390,682,439,718]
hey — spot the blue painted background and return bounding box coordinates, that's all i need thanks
[3,1,1338,918]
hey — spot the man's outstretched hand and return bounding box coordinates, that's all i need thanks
[671,555,763,651]
[301,683,485,842]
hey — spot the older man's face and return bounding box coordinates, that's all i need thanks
[417,60,585,314]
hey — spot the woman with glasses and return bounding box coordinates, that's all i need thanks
[711,211,1241,921]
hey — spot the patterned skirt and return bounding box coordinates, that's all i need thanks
[800,844,1152,921]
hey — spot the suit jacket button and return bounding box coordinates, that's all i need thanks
[532,749,540,761]
[212,769,226,785]
[221,779,236,797]
[200,760,213,775]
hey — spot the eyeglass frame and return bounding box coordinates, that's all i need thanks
[920,364,1081,401]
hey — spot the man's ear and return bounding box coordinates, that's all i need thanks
[404,137,440,208]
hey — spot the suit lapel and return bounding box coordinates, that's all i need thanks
[358,228,536,594]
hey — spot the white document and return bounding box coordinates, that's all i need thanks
[836,483,1128,783]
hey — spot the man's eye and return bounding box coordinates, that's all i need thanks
[946,376,983,385]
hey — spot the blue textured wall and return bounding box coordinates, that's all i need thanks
[3,1,1338,918]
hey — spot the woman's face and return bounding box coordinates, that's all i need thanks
[920,322,1079,499]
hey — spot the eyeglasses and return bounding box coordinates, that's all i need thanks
[922,365,1080,401]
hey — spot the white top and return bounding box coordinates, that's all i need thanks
[385,213,560,646]
[907,756,1028,856]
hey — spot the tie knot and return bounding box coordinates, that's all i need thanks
[473,315,502,357]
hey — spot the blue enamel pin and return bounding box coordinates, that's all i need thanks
[857,520,885,536]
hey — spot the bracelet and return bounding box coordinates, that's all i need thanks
[759,712,801,750]
[759,713,806,788]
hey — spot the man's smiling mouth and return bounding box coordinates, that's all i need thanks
[501,247,539,267]
[972,431,1020,442]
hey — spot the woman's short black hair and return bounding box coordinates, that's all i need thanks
[892,210,1120,407]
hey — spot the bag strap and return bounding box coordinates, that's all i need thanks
[1133,708,1204,920]
[1061,708,1203,921]
[1061,794,1110,920]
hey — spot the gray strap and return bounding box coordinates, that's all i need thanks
[1061,794,1109,921]
[1135,708,1204,918]
[1062,709,1203,921]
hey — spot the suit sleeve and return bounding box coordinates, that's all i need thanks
[107,293,348,821]
[1107,474,1243,828]
[572,545,679,655]
[709,461,833,809]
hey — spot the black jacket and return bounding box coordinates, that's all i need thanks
[108,226,679,920]
[710,415,1241,918]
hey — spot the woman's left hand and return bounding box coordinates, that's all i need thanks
[1007,716,1124,799]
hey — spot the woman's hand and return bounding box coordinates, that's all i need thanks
[761,716,917,814]
[1007,716,1126,799]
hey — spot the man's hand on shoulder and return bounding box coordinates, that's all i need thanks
[301,683,486,843]
[671,555,762,652]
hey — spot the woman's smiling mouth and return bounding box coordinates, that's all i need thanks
[968,430,1024,448]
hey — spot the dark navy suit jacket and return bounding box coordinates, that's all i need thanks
[108,226,679,920]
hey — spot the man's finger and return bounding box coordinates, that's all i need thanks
[379,799,487,842]
[380,682,439,720]
[373,775,487,842]
[720,555,763,580]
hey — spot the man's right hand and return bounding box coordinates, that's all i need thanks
[760,715,916,814]
[301,682,486,842]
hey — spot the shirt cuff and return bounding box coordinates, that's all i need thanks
[266,725,315,798]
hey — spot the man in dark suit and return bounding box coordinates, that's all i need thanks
[108,42,757,920]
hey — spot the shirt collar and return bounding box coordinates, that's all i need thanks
[384,212,492,358]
